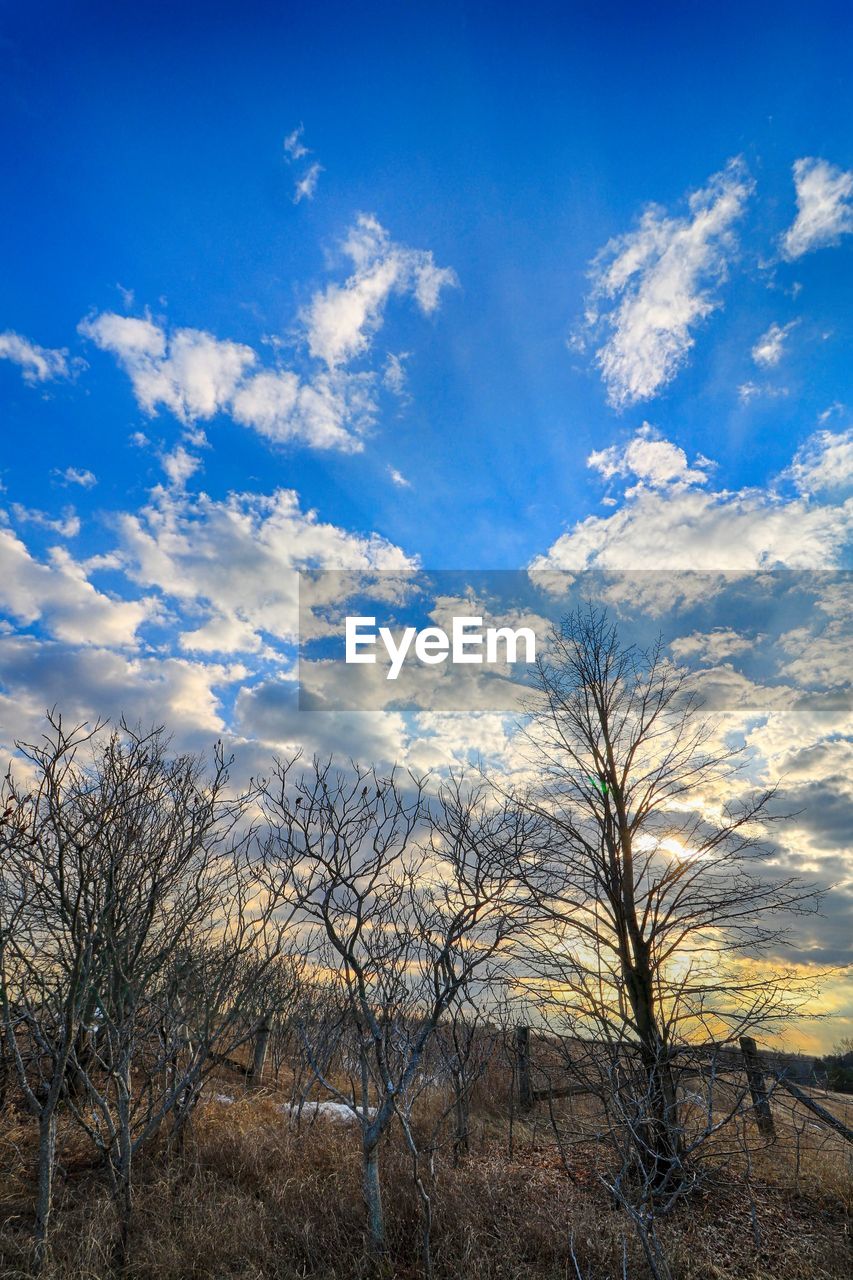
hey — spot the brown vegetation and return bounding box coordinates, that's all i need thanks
[1,609,848,1278]
[0,1060,849,1280]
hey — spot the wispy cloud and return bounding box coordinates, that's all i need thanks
[580,159,753,408]
[283,124,309,161]
[386,465,412,489]
[303,214,457,368]
[781,157,853,260]
[284,124,322,202]
[294,161,323,204]
[383,351,411,397]
[751,320,797,368]
[53,466,97,489]
[0,330,70,384]
[10,504,81,538]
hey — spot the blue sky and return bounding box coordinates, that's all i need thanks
[2,0,852,680]
[1,1,852,1047]
[2,1,853,567]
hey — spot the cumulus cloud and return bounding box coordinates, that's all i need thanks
[80,216,455,453]
[588,423,709,492]
[0,525,150,647]
[80,313,372,452]
[532,425,853,573]
[117,484,416,655]
[787,425,853,495]
[230,369,371,451]
[303,214,457,368]
[0,331,70,383]
[160,444,203,488]
[387,466,411,489]
[582,159,753,408]
[79,315,256,421]
[751,320,797,368]
[0,636,237,744]
[781,157,853,260]
[670,627,757,664]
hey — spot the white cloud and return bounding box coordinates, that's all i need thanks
[10,504,81,539]
[787,425,853,495]
[80,315,256,422]
[587,423,708,491]
[117,484,416,654]
[230,369,370,451]
[0,525,150,647]
[0,637,237,742]
[80,218,455,454]
[0,331,69,383]
[670,627,757,664]
[283,124,309,161]
[160,444,203,488]
[80,312,165,359]
[383,351,410,396]
[81,313,372,452]
[738,380,790,404]
[751,320,797,368]
[303,214,457,368]
[583,159,753,408]
[781,157,853,260]
[294,161,323,204]
[532,425,853,573]
[53,466,97,489]
[387,466,411,489]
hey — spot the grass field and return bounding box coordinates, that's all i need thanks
[0,1065,849,1280]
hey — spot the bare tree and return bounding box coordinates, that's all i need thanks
[515,608,820,1204]
[0,714,287,1264]
[259,759,530,1270]
[0,716,104,1270]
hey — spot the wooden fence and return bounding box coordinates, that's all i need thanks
[513,1026,853,1145]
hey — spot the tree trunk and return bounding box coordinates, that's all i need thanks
[362,1142,384,1258]
[34,1109,57,1271]
[452,1070,470,1162]
[112,1057,134,1265]
[627,962,681,1192]
[515,1025,533,1111]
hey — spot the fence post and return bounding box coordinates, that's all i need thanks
[516,1025,532,1112]
[250,1013,272,1085]
[739,1035,774,1136]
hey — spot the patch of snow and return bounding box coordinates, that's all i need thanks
[208,1092,235,1106]
[279,1100,376,1125]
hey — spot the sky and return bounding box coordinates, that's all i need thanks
[0,1,851,1049]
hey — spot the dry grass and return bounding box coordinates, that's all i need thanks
[0,1078,849,1280]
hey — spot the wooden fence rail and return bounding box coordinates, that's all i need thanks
[513,1026,853,1144]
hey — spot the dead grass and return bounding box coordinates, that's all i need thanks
[0,1079,849,1280]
